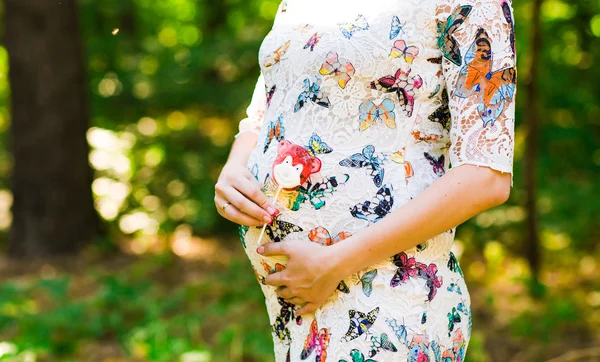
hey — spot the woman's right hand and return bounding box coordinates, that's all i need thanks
[214,161,279,227]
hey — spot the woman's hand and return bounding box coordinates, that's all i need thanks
[214,161,279,226]
[257,239,346,316]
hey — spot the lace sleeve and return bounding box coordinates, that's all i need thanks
[234,72,267,138]
[436,0,517,177]
[234,1,288,138]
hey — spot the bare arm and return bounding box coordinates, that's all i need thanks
[329,164,510,278]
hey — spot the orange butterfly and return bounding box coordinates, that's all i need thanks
[261,260,286,275]
[301,319,330,362]
[308,226,351,246]
[454,28,516,127]
[319,52,355,89]
[265,40,291,67]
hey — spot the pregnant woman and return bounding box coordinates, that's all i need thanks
[215,0,516,360]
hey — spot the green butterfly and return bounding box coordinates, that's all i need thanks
[436,5,473,66]
[238,225,249,248]
[339,349,376,362]
[447,306,462,336]
[447,251,464,276]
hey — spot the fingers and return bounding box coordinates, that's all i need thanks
[256,241,291,257]
[285,297,306,306]
[264,270,287,287]
[234,176,277,216]
[276,286,294,299]
[296,302,319,316]
[217,181,273,224]
[214,195,264,227]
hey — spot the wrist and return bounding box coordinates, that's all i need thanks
[325,238,360,280]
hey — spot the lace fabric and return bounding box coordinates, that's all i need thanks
[233,0,516,360]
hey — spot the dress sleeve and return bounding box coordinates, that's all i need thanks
[234,1,288,138]
[436,0,517,177]
[234,72,267,138]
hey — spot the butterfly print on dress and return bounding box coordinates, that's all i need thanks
[342,307,380,342]
[454,28,516,127]
[339,145,386,187]
[350,184,394,223]
[294,78,331,112]
[437,5,473,66]
[371,68,423,117]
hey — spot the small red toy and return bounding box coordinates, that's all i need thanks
[272,140,322,189]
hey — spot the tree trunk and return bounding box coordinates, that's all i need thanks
[525,0,544,286]
[4,0,101,257]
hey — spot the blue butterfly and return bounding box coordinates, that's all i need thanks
[338,15,370,39]
[386,317,408,345]
[358,98,396,130]
[342,307,379,342]
[339,145,385,187]
[447,282,463,295]
[294,78,331,112]
[389,15,406,39]
[358,269,378,297]
[305,133,333,156]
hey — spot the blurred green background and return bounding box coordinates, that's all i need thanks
[0,0,598,361]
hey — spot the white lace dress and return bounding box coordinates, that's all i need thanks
[236,0,516,361]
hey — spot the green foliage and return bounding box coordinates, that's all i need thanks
[0,255,273,361]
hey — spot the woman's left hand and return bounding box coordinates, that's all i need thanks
[257,240,345,316]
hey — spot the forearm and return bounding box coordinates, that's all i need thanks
[329,164,511,278]
[227,131,259,166]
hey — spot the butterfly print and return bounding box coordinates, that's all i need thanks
[447,307,462,336]
[369,333,398,358]
[308,226,351,246]
[421,312,427,324]
[386,317,408,345]
[304,33,322,51]
[262,260,286,275]
[238,225,249,248]
[339,145,386,187]
[407,334,430,362]
[338,14,369,39]
[339,349,376,362]
[390,40,420,64]
[357,269,378,297]
[427,56,443,64]
[266,85,276,107]
[294,24,314,34]
[437,5,473,66]
[294,78,331,112]
[264,115,285,153]
[255,214,303,242]
[342,307,380,342]
[416,241,428,252]
[350,184,394,223]
[412,130,440,142]
[277,297,303,326]
[301,319,330,362]
[428,89,451,129]
[319,52,355,89]
[448,251,464,276]
[265,40,291,67]
[417,262,443,302]
[501,1,517,55]
[454,28,516,127]
[305,133,333,156]
[390,252,421,287]
[447,282,463,294]
[251,264,266,285]
[371,68,423,117]
[389,15,406,39]
[262,173,348,211]
[424,152,445,176]
[272,316,291,341]
[358,99,396,130]
[337,280,351,294]
[390,149,414,184]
